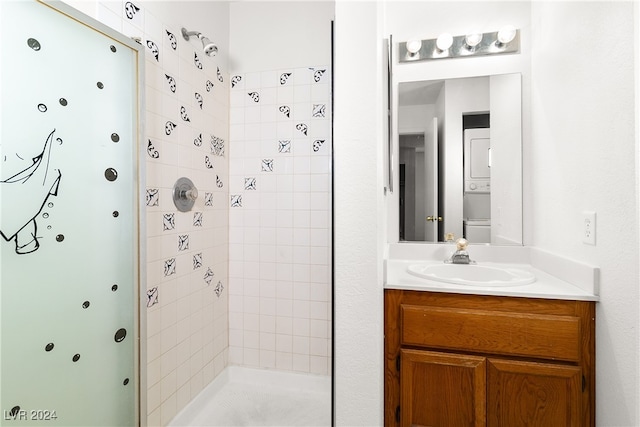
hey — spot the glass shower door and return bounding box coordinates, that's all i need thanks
[0,1,142,425]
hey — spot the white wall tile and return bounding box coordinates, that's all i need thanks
[277,86,294,104]
[260,332,276,351]
[292,336,310,355]
[260,105,277,123]
[293,247,310,265]
[276,316,293,335]
[309,283,329,303]
[310,319,328,338]
[276,211,293,228]
[292,354,309,373]
[276,334,293,353]
[310,338,328,357]
[147,382,161,414]
[244,295,260,314]
[260,244,277,263]
[260,70,278,88]
[292,264,310,282]
[293,301,310,319]
[245,124,261,140]
[276,299,293,318]
[260,280,276,298]
[309,246,328,265]
[260,297,276,316]
[259,176,278,193]
[243,278,260,296]
[276,352,293,371]
[293,318,310,337]
[160,369,177,404]
[309,356,328,375]
[227,65,331,379]
[275,245,293,263]
[260,314,276,333]
[244,330,260,349]
[310,210,329,228]
[243,348,260,367]
[228,346,243,364]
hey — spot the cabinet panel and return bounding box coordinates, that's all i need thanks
[384,290,595,427]
[401,304,581,361]
[487,359,582,427]
[401,349,486,427]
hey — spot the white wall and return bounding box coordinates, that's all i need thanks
[333,1,385,425]
[530,2,638,425]
[229,1,333,73]
[398,104,433,132]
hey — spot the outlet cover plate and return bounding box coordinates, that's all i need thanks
[583,211,596,245]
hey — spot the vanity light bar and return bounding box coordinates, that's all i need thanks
[399,28,520,63]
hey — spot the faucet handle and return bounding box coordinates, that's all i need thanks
[456,238,468,250]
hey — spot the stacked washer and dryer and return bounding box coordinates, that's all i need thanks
[463,128,491,243]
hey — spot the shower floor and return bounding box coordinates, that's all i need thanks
[168,366,331,426]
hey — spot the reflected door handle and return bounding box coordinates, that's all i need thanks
[426,216,443,222]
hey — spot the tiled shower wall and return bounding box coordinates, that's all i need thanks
[89,2,230,425]
[228,68,332,374]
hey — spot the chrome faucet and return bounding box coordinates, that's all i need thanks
[447,238,475,264]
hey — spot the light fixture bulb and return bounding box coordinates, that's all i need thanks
[497,25,517,45]
[465,33,483,49]
[436,33,453,51]
[406,39,422,55]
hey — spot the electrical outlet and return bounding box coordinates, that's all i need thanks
[582,211,596,245]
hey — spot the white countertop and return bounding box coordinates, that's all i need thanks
[385,244,599,301]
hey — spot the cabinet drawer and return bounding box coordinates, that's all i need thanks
[401,304,581,362]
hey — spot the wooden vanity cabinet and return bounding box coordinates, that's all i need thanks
[384,290,595,427]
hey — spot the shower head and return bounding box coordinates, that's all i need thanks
[181,27,217,57]
[198,35,218,57]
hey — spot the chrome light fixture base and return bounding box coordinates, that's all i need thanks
[399,29,520,63]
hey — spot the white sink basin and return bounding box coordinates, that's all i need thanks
[407,262,536,287]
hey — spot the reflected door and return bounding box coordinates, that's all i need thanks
[1,1,141,425]
[424,117,438,241]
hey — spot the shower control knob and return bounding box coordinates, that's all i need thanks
[173,177,198,212]
[183,188,198,201]
[470,183,477,190]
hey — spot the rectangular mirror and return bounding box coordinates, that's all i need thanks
[398,73,522,245]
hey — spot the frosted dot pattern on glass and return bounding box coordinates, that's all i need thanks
[1,1,138,425]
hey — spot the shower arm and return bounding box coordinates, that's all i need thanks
[181,28,202,41]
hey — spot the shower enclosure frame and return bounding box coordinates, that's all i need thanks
[32,1,147,424]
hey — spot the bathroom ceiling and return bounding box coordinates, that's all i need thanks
[398,80,444,106]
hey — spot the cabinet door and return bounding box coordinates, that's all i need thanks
[487,359,582,427]
[401,349,486,427]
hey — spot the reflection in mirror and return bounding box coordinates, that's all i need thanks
[398,73,522,245]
